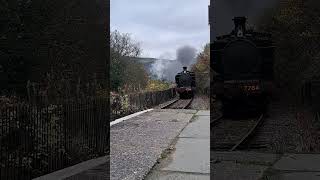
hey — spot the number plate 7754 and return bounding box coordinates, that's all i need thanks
[242,85,260,91]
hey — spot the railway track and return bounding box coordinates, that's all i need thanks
[211,115,223,126]
[211,114,265,151]
[162,98,193,109]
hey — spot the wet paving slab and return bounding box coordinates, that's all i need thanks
[145,111,210,180]
[211,151,281,165]
[212,161,269,180]
[261,153,320,180]
[211,151,320,180]
[179,115,210,138]
[162,138,210,174]
[211,151,277,180]
[263,172,320,180]
[272,153,320,171]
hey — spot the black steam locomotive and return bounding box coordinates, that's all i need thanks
[211,17,275,114]
[175,67,196,99]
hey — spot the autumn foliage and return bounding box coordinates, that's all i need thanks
[110,30,149,92]
[145,79,171,92]
[191,44,210,95]
[257,0,320,95]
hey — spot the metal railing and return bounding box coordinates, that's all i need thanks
[0,98,109,179]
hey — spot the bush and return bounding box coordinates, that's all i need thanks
[110,30,149,92]
[191,44,210,95]
[145,79,171,92]
[257,0,320,95]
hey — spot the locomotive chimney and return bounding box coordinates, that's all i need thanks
[183,66,187,73]
[233,17,247,37]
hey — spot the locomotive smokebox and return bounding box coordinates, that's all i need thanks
[233,17,247,36]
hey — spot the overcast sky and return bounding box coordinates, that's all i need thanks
[111,0,210,59]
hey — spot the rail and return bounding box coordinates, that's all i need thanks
[230,114,264,151]
[162,98,193,109]
[211,114,265,151]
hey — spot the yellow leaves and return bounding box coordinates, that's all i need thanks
[145,80,171,92]
[275,1,304,26]
[190,43,210,94]
[192,43,210,74]
[194,62,207,72]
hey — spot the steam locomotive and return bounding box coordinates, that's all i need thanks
[175,67,196,99]
[211,17,275,114]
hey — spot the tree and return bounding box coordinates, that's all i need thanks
[121,57,149,92]
[1,0,107,99]
[110,30,148,92]
[191,44,210,94]
[257,0,320,94]
[110,30,141,59]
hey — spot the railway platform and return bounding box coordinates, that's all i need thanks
[34,108,198,180]
[145,110,210,180]
[109,109,198,180]
[33,107,320,180]
[212,151,320,180]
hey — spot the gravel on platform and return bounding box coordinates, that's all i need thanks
[110,110,195,180]
[189,95,210,110]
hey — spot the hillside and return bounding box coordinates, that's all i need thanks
[129,57,157,72]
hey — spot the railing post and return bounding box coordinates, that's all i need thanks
[63,101,67,167]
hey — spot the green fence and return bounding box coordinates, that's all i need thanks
[110,88,176,121]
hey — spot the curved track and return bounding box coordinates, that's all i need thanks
[211,114,264,151]
[162,98,193,109]
[211,115,223,126]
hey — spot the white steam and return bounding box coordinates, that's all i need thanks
[150,45,197,82]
